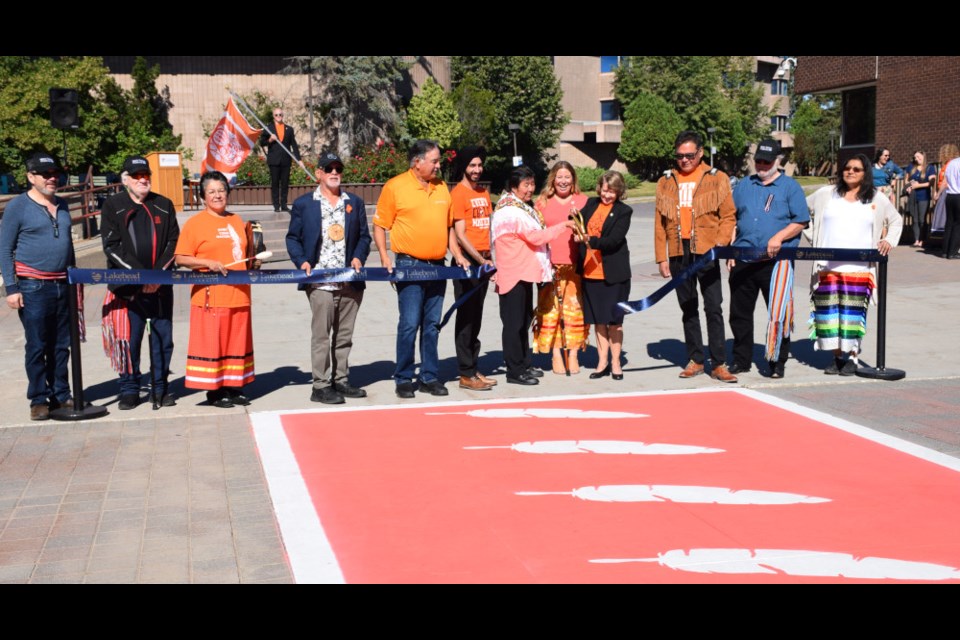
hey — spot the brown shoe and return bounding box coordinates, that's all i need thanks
[476,373,498,386]
[710,364,738,384]
[459,375,494,390]
[678,361,705,379]
[30,404,49,421]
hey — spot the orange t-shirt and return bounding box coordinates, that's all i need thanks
[583,202,612,280]
[175,210,251,308]
[676,164,706,239]
[450,182,492,253]
[373,169,452,260]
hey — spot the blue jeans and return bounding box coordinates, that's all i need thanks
[120,290,174,397]
[18,279,71,406]
[394,255,445,385]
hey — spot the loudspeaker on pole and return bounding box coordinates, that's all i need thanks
[49,88,80,130]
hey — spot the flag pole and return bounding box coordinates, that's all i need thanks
[230,90,317,183]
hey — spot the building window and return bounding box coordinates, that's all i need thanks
[771,79,789,96]
[842,86,876,147]
[600,56,622,73]
[600,100,621,122]
[771,115,789,132]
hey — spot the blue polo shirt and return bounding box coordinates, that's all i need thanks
[732,172,809,249]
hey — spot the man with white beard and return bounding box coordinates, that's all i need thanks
[727,139,809,379]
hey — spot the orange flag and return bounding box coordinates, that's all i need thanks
[200,97,263,178]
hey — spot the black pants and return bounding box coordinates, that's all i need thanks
[671,240,725,366]
[452,257,489,377]
[499,281,534,378]
[729,260,790,368]
[944,194,960,257]
[269,163,291,209]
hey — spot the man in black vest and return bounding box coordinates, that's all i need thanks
[100,155,180,410]
[259,107,305,212]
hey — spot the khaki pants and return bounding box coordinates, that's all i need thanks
[306,285,363,388]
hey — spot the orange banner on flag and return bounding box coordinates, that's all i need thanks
[200,97,263,178]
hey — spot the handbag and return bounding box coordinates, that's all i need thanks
[931,192,947,234]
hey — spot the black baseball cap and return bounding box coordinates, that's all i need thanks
[122,155,152,175]
[318,152,344,170]
[754,139,781,162]
[25,152,62,174]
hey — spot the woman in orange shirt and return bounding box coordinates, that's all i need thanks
[577,171,633,380]
[174,171,258,408]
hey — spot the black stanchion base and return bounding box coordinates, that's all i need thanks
[50,403,109,421]
[856,366,906,381]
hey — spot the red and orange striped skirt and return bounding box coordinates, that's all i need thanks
[185,305,255,390]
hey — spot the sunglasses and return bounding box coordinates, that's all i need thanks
[31,170,60,179]
[674,152,698,161]
[843,166,865,173]
[129,172,151,180]
[323,165,344,174]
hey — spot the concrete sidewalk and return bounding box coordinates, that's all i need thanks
[1,200,958,583]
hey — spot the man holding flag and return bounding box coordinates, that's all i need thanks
[260,107,306,212]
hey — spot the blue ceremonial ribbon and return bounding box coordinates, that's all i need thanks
[438,263,498,330]
[67,265,490,286]
[618,246,887,315]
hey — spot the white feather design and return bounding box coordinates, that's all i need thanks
[590,548,960,580]
[516,485,830,505]
[464,440,723,455]
[227,222,243,264]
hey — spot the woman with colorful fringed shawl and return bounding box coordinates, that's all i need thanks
[490,165,577,385]
[804,153,902,375]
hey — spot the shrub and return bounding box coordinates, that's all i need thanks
[575,166,641,193]
[342,143,457,184]
[234,153,317,187]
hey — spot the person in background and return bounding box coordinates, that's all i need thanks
[903,150,937,248]
[930,143,960,240]
[259,107,305,212]
[943,150,960,260]
[533,161,589,375]
[872,146,904,206]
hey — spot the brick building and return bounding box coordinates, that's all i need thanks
[794,56,960,169]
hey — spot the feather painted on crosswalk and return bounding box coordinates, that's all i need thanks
[464,440,723,455]
[590,548,960,580]
[517,485,830,504]
[426,408,648,419]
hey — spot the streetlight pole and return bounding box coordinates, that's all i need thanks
[508,123,520,167]
[707,127,716,165]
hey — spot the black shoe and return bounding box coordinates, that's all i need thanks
[825,358,842,375]
[589,364,611,379]
[507,373,539,385]
[334,382,367,398]
[419,380,449,396]
[526,367,544,378]
[728,363,751,375]
[396,382,416,399]
[768,361,785,379]
[118,394,139,410]
[274,207,282,212]
[225,388,251,406]
[311,386,345,404]
[612,373,624,381]
[153,393,177,407]
[280,206,290,212]
[206,390,234,409]
[839,359,858,376]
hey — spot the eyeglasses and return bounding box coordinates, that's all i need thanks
[843,166,865,173]
[273,113,284,118]
[130,172,151,180]
[31,170,60,179]
[674,152,698,161]
[323,165,344,174]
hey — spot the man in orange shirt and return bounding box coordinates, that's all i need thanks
[374,140,468,398]
[448,146,496,391]
[654,130,738,383]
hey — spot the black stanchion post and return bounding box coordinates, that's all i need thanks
[50,283,109,421]
[857,257,905,381]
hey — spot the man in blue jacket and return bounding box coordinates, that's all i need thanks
[0,152,75,421]
[287,152,371,404]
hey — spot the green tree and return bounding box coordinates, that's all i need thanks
[451,56,568,183]
[790,94,841,175]
[450,71,497,149]
[405,77,462,148]
[285,56,411,159]
[614,56,770,170]
[617,93,685,178]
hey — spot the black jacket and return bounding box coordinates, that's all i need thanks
[259,123,301,167]
[100,190,180,296]
[576,197,633,284]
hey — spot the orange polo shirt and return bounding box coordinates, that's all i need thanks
[374,169,452,260]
